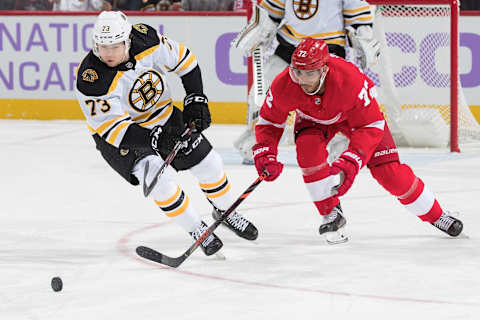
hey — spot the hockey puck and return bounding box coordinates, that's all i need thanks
[51,277,63,292]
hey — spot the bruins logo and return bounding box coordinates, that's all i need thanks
[133,24,148,34]
[82,69,98,83]
[293,0,319,20]
[129,69,165,112]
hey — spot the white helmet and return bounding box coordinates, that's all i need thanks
[92,11,132,58]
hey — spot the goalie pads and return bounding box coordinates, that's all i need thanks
[231,4,277,57]
[346,25,380,69]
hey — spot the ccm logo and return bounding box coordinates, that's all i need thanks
[185,95,208,105]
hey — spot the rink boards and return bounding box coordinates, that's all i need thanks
[0,11,479,123]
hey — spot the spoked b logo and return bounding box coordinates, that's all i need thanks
[129,69,165,112]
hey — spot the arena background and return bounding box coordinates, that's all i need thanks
[0,10,479,124]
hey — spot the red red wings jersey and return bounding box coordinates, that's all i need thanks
[255,55,386,163]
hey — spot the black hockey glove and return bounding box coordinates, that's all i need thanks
[183,93,211,133]
[150,124,189,154]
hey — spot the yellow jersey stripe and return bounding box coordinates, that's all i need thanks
[280,30,346,45]
[95,111,129,135]
[106,121,130,145]
[199,173,227,189]
[205,184,231,199]
[86,123,95,133]
[261,1,284,17]
[345,16,373,24]
[343,6,370,14]
[283,25,345,39]
[107,71,124,95]
[155,186,181,206]
[133,98,172,122]
[268,0,285,8]
[139,104,173,127]
[165,196,189,218]
[177,43,186,68]
[135,45,159,61]
[177,53,196,73]
[325,39,346,45]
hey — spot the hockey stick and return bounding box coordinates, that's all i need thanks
[142,125,194,197]
[136,172,267,268]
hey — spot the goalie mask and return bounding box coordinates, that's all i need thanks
[92,11,132,61]
[289,38,330,95]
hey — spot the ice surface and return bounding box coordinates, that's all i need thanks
[1,120,479,320]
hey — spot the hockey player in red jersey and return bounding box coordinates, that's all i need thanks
[252,38,463,244]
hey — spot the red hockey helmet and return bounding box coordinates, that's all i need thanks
[290,38,330,95]
[291,37,329,70]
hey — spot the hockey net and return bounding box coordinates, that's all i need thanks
[366,0,480,151]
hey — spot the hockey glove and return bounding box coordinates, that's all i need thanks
[183,93,211,133]
[252,144,283,182]
[150,124,188,154]
[231,4,277,57]
[346,25,380,69]
[329,149,363,196]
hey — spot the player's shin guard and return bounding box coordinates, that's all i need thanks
[191,151,259,240]
[201,173,258,240]
[370,162,443,222]
[200,174,258,240]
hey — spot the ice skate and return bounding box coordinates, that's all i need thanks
[431,212,463,237]
[319,204,348,244]
[212,208,259,240]
[190,221,224,256]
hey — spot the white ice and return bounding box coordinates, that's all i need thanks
[1,120,479,320]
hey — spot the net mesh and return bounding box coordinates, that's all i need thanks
[370,4,480,147]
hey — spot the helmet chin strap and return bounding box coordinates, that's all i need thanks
[303,66,329,95]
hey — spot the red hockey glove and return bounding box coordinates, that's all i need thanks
[329,149,363,196]
[252,144,283,182]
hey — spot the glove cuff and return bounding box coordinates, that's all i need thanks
[340,149,364,173]
[252,143,277,159]
[184,93,208,107]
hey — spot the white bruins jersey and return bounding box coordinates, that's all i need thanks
[75,23,197,148]
[260,0,373,47]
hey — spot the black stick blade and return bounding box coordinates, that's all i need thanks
[136,246,186,268]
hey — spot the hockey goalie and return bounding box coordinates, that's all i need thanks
[232,0,380,164]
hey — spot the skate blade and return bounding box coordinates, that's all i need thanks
[241,159,254,165]
[214,252,226,260]
[324,231,349,245]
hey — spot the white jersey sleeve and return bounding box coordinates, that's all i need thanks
[153,33,198,77]
[342,0,374,28]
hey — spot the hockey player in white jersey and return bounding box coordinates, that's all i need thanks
[75,11,258,256]
[232,0,380,163]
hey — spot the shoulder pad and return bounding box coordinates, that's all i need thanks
[130,23,160,56]
[76,52,119,97]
